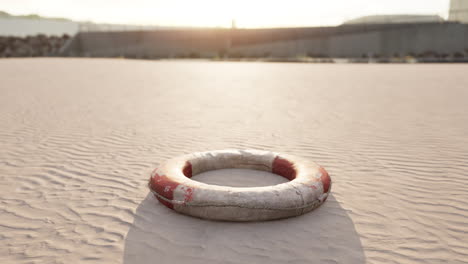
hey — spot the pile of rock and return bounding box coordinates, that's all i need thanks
[0,34,71,57]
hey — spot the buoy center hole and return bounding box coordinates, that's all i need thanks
[192,168,288,187]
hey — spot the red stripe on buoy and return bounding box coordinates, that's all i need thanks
[319,167,331,193]
[272,156,297,180]
[149,172,180,209]
[182,161,192,178]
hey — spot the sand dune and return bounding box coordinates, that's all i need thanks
[0,59,467,263]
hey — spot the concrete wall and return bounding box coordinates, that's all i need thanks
[329,31,381,57]
[64,22,468,58]
[379,23,468,56]
[66,29,230,58]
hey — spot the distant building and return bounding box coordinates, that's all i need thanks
[344,15,444,25]
[0,17,79,37]
[449,0,468,23]
[0,10,166,37]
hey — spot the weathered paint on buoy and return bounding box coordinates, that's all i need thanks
[148,149,331,221]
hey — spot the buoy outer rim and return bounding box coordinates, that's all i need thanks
[148,149,331,221]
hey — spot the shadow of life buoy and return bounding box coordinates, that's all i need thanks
[123,193,365,264]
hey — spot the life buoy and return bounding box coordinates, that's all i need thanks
[148,149,331,221]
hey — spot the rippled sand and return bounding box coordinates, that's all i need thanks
[1,59,467,264]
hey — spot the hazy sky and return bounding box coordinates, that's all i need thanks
[0,0,451,27]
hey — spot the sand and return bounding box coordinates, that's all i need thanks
[0,58,467,264]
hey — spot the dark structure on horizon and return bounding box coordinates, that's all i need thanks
[62,21,468,60]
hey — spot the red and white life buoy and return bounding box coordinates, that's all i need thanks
[148,149,331,221]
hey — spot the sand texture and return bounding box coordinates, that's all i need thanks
[0,59,467,264]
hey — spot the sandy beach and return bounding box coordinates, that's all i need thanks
[0,58,467,264]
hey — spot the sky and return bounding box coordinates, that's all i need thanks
[0,0,452,28]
